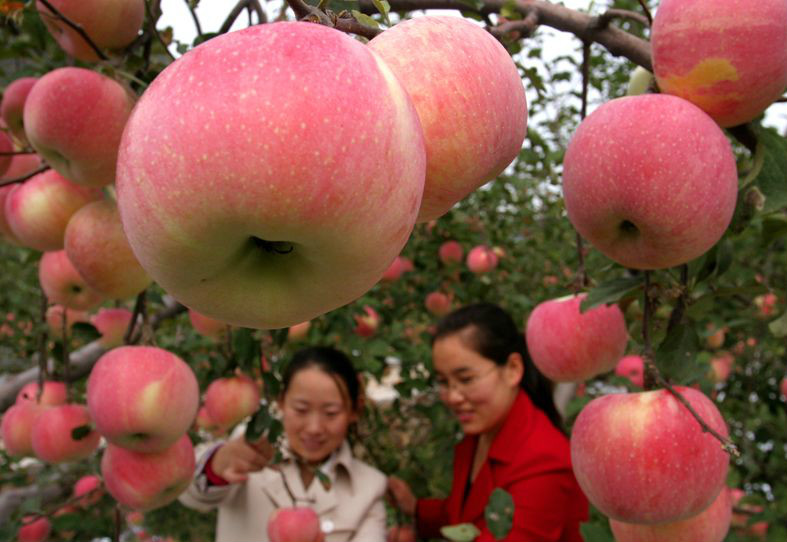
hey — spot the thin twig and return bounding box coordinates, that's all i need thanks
[489,11,539,40]
[37,288,49,391]
[114,504,122,542]
[637,0,653,27]
[61,307,71,403]
[248,0,267,24]
[0,151,36,156]
[37,0,109,60]
[144,0,176,60]
[220,0,254,34]
[333,12,383,39]
[572,42,591,294]
[642,271,658,390]
[184,0,203,36]
[123,290,146,345]
[593,8,649,30]
[666,264,689,333]
[0,165,49,187]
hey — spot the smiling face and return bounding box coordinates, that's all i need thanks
[432,329,522,436]
[279,367,357,464]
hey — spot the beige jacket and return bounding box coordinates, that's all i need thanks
[179,440,387,542]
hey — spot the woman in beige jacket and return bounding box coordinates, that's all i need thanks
[180,347,388,542]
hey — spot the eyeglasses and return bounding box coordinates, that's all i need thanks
[433,365,500,397]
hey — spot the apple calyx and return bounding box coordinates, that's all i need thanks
[252,237,294,255]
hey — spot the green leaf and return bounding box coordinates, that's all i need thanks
[371,0,390,25]
[262,371,281,399]
[245,405,279,442]
[655,324,702,384]
[760,215,787,247]
[580,275,644,312]
[752,126,787,213]
[685,294,716,320]
[233,328,260,373]
[768,311,787,338]
[580,521,614,542]
[71,424,93,441]
[441,523,481,542]
[351,10,379,28]
[484,488,514,540]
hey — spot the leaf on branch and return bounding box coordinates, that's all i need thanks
[579,521,615,542]
[580,275,644,312]
[371,0,391,26]
[760,215,787,248]
[71,424,93,441]
[440,523,481,542]
[484,488,514,540]
[244,405,282,443]
[351,10,379,28]
[233,328,261,373]
[768,311,787,338]
[751,126,787,214]
[655,323,702,384]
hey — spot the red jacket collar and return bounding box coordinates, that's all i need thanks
[487,389,537,463]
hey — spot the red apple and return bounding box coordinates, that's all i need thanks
[30,403,100,463]
[195,405,225,437]
[73,474,103,507]
[780,377,787,399]
[353,306,381,338]
[0,154,42,244]
[0,402,44,456]
[17,516,51,542]
[36,0,145,61]
[380,256,413,282]
[287,320,311,342]
[1,76,38,144]
[615,355,644,388]
[101,434,196,511]
[267,507,323,542]
[24,67,135,186]
[46,305,90,340]
[466,245,499,274]
[204,374,261,429]
[425,292,452,316]
[116,22,425,330]
[439,240,463,265]
[562,94,738,270]
[188,308,228,340]
[87,345,199,452]
[39,250,104,310]
[705,325,726,349]
[709,352,734,383]
[754,293,777,318]
[571,387,729,524]
[16,380,68,407]
[0,130,11,177]
[610,485,731,542]
[5,169,102,251]
[369,16,527,221]
[651,0,787,127]
[525,294,628,381]
[91,307,134,348]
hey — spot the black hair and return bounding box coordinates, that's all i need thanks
[281,346,361,411]
[433,303,564,433]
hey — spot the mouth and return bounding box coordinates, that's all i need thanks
[454,410,474,423]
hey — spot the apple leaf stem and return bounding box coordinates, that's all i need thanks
[37,0,109,61]
[666,264,689,333]
[61,306,72,403]
[0,150,36,156]
[637,0,653,27]
[36,287,49,395]
[143,0,176,61]
[114,504,122,542]
[220,0,265,34]
[123,290,147,345]
[184,0,203,37]
[0,165,49,188]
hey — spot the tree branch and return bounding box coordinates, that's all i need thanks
[593,8,649,30]
[488,11,539,41]
[0,165,49,188]
[36,0,109,61]
[144,0,176,61]
[184,0,203,37]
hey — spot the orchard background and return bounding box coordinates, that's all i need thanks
[0,0,786,541]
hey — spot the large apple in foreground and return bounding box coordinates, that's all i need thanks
[610,486,732,542]
[525,294,628,381]
[651,0,787,127]
[24,67,135,187]
[369,15,527,221]
[0,76,38,144]
[87,346,199,452]
[562,94,738,269]
[267,507,323,542]
[116,22,425,329]
[39,250,104,310]
[571,387,729,524]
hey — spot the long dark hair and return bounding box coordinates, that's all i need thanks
[281,346,361,411]
[433,303,564,432]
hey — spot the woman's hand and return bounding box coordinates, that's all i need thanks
[210,436,275,484]
[387,476,417,516]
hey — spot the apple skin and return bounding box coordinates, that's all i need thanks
[39,250,105,310]
[0,154,42,244]
[73,474,103,507]
[781,377,787,399]
[188,309,228,340]
[64,199,151,299]
[16,380,68,407]
[0,130,11,177]
[0,402,44,456]
[651,0,787,127]
[570,387,729,524]
[204,374,261,429]
[30,403,100,463]
[0,76,38,144]
[425,292,452,316]
[709,352,734,383]
[116,22,425,330]
[87,345,199,453]
[36,0,145,62]
[562,94,738,270]
[615,355,644,388]
[46,304,90,340]
[439,240,463,265]
[6,169,102,251]
[525,294,628,382]
[18,516,52,542]
[287,320,311,342]
[91,307,134,348]
[101,434,196,511]
[381,256,414,282]
[267,507,323,542]
[369,16,527,221]
[466,245,499,274]
[353,306,381,338]
[24,67,135,187]
[610,485,731,542]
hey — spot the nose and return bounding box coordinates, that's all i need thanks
[442,385,465,407]
[303,412,324,435]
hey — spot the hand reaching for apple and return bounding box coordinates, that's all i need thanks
[211,436,275,484]
[387,476,417,517]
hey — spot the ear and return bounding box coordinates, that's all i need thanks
[505,352,525,387]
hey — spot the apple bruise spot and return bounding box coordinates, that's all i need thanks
[618,220,639,237]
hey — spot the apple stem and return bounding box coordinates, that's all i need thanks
[114,504,122,542]
[489,11,539,41]
[37,0,109,61]
[272,464,299,506]
[0,150,36,156]
[124,290,149,345]
[61,306,72,403]
[636,0,653,26]
[184,0,204,37]
[0,165,49,188]
[666,264,689,333]
[642,271,659,390]
[36,287,49,396]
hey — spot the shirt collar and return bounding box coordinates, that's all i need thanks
[278,439,355,490]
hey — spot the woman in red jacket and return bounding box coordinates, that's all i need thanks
[388,303,588,542]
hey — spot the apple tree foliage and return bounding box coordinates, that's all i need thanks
[0,0,785,541]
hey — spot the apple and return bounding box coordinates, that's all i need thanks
[116,22,425,330]
[353,306,381,338]
[571,386,729,524]
[562,94,738,270]
[381,256,414,282]
[64,199,151,299]
[0,131,11,177]
[609,485,731,542]
[16,380,68,406]
[188,308,228,340]
[5,169,102,251]
[39,250,104,310]
[754,293,777,318]
[709,352,734,383]
[204,374,261,429]
[466,245,499,274]
[101,434,196,511]
[615,355,644,388]
[91,307,133,348]
[0,402,44,456]
[1,76,38,144]
[87,345,199,452]
[24,67,135,187]
[46,305,90,340]
[706,324,726,349]
[369,15,527,221]
[626,66,653,96]
[17,516,51,542]
[30,403,100,463]
[651,0,787,127]
[287,320,311,342]
[525,294,628,381]
[267,507,323,542]
[195,405,225,437]
[439,240,463,265]
[425,291,452,316]
[36,0,145,62]
[0,154,42,244]
[73,474,103,507]
[387,524,416,542]
[781,377,787,399]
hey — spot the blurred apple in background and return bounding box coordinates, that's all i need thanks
[17,516,51,542]
[438,240,463,265]
[425,291,452,316]
[353,306,381,338]
[188,309,228,340]
[1,401,44,456]
[16,380,67,407]
[39,250,104,310]
[287,320,311,342]
[30,403,100,463]
[204,374,261,429]
[46,305,90,340]
[466,245,499,274]
[615,355,644,388]
[381,256,414,282]
[0,76,38,145]
[91,307,134,348]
